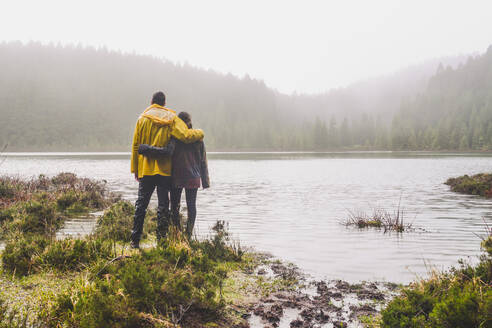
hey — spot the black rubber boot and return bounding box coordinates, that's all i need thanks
[131,214,145,248]
[130,239,140,249]
[157,208,170,242]
[185,216,195,239]
[171,205,181,230]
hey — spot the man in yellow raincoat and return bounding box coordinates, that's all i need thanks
[130,91,204,248]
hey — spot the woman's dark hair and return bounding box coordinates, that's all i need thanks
[151,91,166,106]
[178,112,192,128]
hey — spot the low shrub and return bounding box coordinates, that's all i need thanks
[3,197,63,238]
[46,247,226,327]
[44,222,243,327]
[1,235,48,276]
[44,276,140,328]
[195,220,243,262]
[1,173,121,240]
[50,172,80,186]
[95,200,156,243]
[0,179,15,199]
[381,235,492,328]
[2,236,113,276]
[0,207,14,224]
[381,279,492,328]
[56,190,79,211]
[38,238,113,272]
[1,172,119,212]
[56,189,111,213]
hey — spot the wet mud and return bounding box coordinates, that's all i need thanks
[245,258,400,328]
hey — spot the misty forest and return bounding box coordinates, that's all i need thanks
[1,41,492,152]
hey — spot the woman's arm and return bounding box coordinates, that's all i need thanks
[199,141,210,189]
[138,139,176,158]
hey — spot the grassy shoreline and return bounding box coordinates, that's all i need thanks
[0,173,307,327]
[1,173,491,327]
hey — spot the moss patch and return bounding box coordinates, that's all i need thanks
[445,173,492,198]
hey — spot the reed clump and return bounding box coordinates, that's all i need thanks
[343,207,412,232]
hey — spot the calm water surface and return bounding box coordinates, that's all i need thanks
[2,152,491,283]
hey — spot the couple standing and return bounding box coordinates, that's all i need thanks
[130,91,209,249]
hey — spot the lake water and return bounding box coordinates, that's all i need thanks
[1,152,491,284]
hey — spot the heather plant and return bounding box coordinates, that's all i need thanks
[381,234,492,328]
[195,220,243,262]
[0,206,14,224]
[37,237,113,272]
[0,173,120,239]
[1,235,48,276]
[2,197,62,238]
[0,172,118,211]
[0,177,29,207]
[50,172,81,186]
[2,236,113,276]
[44,222,243,327]
[55,190,79,211]
[0,179,15,199]
[94,200,156,244]
[44,277,140,328]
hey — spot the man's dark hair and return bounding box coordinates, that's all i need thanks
[178,112,192,128]
[151,91,166,106]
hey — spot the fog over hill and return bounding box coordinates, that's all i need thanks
[1,41,485,151]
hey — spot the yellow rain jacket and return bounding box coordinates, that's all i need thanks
[131,104,204,178]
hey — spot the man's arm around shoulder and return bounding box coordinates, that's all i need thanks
[170,117,204,143]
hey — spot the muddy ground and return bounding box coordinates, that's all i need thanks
[237,254,400,328]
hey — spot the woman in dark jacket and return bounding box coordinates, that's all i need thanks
[138,112,209,238]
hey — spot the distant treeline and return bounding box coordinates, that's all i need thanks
[0,41,488,151]
[390,49,492,150]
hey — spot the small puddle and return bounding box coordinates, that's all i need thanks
[0,211,104,251]
[56,211,104,239]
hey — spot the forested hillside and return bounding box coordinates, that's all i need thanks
[0,41,484,151]
[390,46,492,150]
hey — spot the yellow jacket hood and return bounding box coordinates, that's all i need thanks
[141,104,177,125]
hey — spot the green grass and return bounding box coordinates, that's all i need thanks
[380,233,492,328]
[445,173,492,198]
[0,181,262,328]
[0,173,120,240]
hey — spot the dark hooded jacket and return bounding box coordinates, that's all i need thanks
[138,139,210,189]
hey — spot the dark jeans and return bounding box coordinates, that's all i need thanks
[131,175,172,243]
[170,187,198,236]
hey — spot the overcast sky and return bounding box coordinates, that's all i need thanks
[1,0,491,94]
